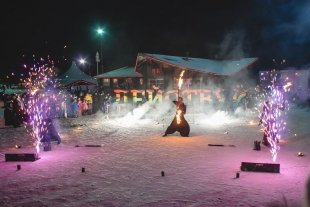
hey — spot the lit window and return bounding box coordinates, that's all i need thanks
[151,68,161,75]
[149,79,164,89]
[103,79,110,87]
[113,79,118,87]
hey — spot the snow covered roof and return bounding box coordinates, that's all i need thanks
[58,61,97,87]
[95,66,143,79]
[137,53,258,76]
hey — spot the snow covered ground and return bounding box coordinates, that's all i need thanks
[0,106,310,207]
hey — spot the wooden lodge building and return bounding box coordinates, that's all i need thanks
[95,53,258,104]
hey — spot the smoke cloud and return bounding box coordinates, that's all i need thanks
[254,0,310,63]
[215,29,249,60]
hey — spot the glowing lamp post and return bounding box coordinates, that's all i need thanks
[79,58,90,75]
[95,52,100,76]
[79,58,86,65]
[96,27,105,75]
[178,70,185,99]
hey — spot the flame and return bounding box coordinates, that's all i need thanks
[178,70,185,89]
[176,109,182,124]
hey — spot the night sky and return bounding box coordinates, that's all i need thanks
[1,0,310,77]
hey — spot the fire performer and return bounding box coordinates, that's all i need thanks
[163,97,190,137]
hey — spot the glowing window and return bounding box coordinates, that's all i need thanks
[103,79,110,87]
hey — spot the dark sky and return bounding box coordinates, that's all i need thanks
[1,0,310,77]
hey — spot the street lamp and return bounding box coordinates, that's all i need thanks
[96,27,105,75]
[79,57,91,75]
[79,58,86,65]
[95,52,100,76]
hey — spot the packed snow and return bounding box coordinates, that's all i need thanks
[1,106,310,207]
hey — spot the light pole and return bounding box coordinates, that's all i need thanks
[79,57,91,75]
[96,27,104,75]
[79,58,86,65]
[95,52,100,76]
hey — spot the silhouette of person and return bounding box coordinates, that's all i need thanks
[163,97,190,137]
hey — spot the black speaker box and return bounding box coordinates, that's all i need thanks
[241,162,280,173]
[5,153,39,162]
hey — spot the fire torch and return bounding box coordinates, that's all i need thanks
[178,70,185,99]
[176,70,185,125]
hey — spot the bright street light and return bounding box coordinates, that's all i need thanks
[96,26,105,75]
[79,58,86,65]
[78,57,91,75]
[96,28,104,35]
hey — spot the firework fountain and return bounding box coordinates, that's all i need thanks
[258,70,292,162]
[22,58,59,154]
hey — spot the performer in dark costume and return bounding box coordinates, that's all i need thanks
[163,97,190,137]
[40,118,61,151]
